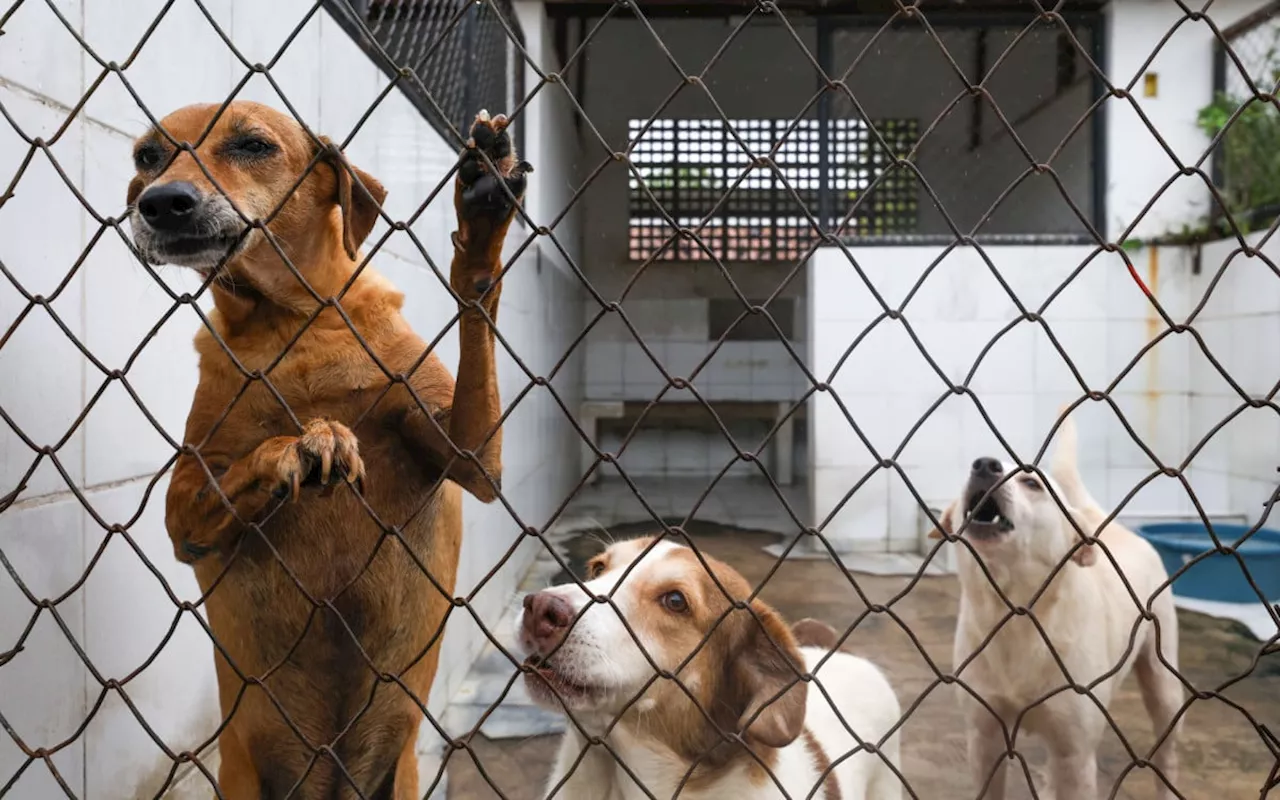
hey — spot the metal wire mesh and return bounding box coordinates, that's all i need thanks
[827,18,1102,240]
[326,0,525,152]
[627,116,919,261]
[1208,1,1280,227]
[1,0,1279,799]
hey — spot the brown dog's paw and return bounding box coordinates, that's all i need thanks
[273,419,366,501]
[456,110,531,226]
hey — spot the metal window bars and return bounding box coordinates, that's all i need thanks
[325,0,527,158]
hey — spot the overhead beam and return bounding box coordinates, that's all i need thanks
[545,2,1106,21]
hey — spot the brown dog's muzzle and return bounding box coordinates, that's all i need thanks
[130,178,246,269]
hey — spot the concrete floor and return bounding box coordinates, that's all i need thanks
[441,507,1280,799]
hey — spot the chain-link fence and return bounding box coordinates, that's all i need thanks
[2,0,1280,798]
[1206,1,1280,232]
[325,0,526,158]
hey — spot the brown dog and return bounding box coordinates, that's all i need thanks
[128,101,529,799]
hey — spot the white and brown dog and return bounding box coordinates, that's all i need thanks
[515,538,902,799]
[931,409,1183,799]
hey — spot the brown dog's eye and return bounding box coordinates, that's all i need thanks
[585,559,605,580]
[659,590,689,614]
[226,136,277,159]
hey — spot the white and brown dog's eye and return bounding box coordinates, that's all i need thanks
[659,590,689,614]
[585,559,605,580]
[134,145,164,170]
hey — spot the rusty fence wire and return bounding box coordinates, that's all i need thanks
[327,0,527,158]
[1207,1,1280,229]
[1,0,1279,798]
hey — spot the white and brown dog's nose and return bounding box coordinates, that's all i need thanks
[521,591,573,652]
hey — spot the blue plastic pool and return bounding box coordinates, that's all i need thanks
[1136,523,1280,604]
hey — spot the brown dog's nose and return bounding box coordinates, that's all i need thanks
[522,592,573,649]
[972,457,1003,476]
[137,182,202,233]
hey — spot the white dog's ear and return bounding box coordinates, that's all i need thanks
[732,602,808,749]
[1063,504,1098,566]
[927,501,958,540]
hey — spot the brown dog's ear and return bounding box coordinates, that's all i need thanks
[732,602,808,749]
[927,501,958,541]
[318,136,387,260]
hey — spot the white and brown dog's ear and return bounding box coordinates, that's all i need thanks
[791,618,839,651]
[732,602,808,749]
[927,501,959,541]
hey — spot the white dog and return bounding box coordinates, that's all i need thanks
[515,537,902,799]
[931,409,1182,799]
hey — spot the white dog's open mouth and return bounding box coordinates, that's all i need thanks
[522,655,605,705]
[965,491,1014,540]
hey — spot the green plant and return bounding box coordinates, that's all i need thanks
[641,166,721,192]
[1197,90,1280,223]
[1118,217,1239,251]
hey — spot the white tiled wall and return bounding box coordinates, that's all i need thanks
[1188,232,1280,525]
[808,244,1210,552]
[582,293,809,479]
[803,0,1280,552]
[568,13,1111,482]
[584,301,807,403]
[0,0,583,796]
[810,235,1280,553]
[0,498,88,798]
[1105,0,1274,240]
